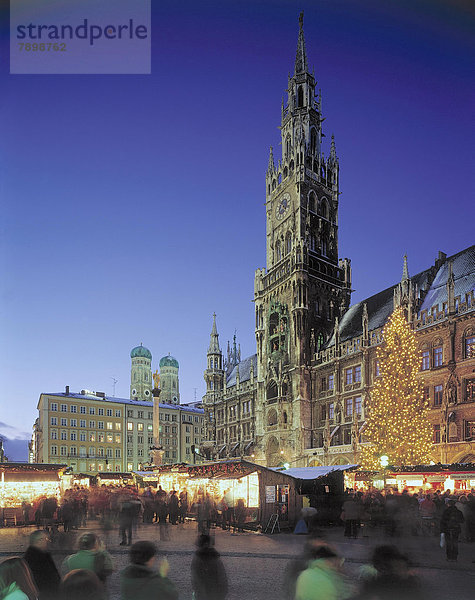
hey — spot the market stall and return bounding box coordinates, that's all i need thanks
[150,460,358,528]
[346,463,475,492]
[385,464,475,492]
[95,472,134,487]
[0,463,67,526]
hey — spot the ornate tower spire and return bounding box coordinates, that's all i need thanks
[267,146,275,174]
[294,11,308,75]
[208,312,221,354]
[402,254,409,281]
[329,135,338,163]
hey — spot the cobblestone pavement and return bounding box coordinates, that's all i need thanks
[1,521,474,599]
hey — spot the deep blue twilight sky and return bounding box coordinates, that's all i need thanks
[0,0,474,460]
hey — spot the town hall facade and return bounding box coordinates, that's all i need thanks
[201,15,475,468]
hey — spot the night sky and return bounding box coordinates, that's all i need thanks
[1,0,474,459]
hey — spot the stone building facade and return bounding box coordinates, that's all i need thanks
[201,15,475,467]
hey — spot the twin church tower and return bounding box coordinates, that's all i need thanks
[130,344,180,405]
[203,14,352,466]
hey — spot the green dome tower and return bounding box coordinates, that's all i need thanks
[159,354,180,405]
[130,343,153,401]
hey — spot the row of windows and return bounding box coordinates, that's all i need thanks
[127,410,153,419]
[50,417,121,430]
[127,422,153,432]
[50,445,120,458]
[127,435,153,445]
[321,367,362,392]
[50,430,121,443]
[323,396,362,420]
[50,403,120,417]
[127,448,146,457]
[159,413,203,423]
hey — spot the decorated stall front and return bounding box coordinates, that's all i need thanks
[0,463,67,526]
[149,460,357,529]
[347,463,475,492]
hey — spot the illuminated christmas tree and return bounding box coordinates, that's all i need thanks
[359,307,432,469]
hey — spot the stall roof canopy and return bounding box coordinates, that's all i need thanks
[271,465,359,480]
[0,463,67,473]
[148,460,359,481]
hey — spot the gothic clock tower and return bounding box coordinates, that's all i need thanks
[254,13,352,466]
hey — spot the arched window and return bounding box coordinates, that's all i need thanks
[318,198,329,219]
[317,332,324,351]
[321,239,327,257]
[308,191,316,213]
[267,408,278,426]
[285,232,292,255]
[285,135,291,157]
[297,85,304,107]
[464,327,474,358]
[309,235,316,252]
[210,381,214,390]
[275,240,282,263]
[283,411,288,424]
[310,128,317,155]
[267,380,278,400]
[432,338,443,367]
[421,343,430,370]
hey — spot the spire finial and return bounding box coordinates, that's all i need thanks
[330,134,337,161]
[294,11,308,74]
[267,146,275,173]
[402,254,409,281]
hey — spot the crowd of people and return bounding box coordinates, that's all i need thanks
[1,483,474,600]
[0,528,228,600]
[338,488,474,561]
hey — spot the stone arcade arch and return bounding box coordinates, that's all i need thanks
[266,435,281,467]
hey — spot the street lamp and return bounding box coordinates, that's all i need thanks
[379,455,389,489]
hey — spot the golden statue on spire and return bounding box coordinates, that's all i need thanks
[153,370,160,389]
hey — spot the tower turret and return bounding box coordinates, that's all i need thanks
[159,354,180,405]
[130,344,153,401]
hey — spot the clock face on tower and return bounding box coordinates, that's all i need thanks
[276,193,290,220]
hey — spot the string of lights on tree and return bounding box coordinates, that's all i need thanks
[359,307,432,470]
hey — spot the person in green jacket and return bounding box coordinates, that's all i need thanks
[295,546,349,600]
[120,541,178,600]
[61,532,114,585]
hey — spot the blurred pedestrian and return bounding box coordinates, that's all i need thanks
[440,499,464,562]
[61,532,113,585]
[120,541,178,600]
[191,534,228,600]
[282,536,330,600]
[23,530,60,600]
[341,493,362,539]
[295,546,349,600]
[0,557,39,600]
[168,491,179,525]
[59,569,104,600]
[355,545,425,600]
[118,495,135,546]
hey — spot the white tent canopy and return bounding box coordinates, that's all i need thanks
[271,464,358,480]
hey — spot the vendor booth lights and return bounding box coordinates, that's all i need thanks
[0,464,66,509]
[156,471,259,508]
